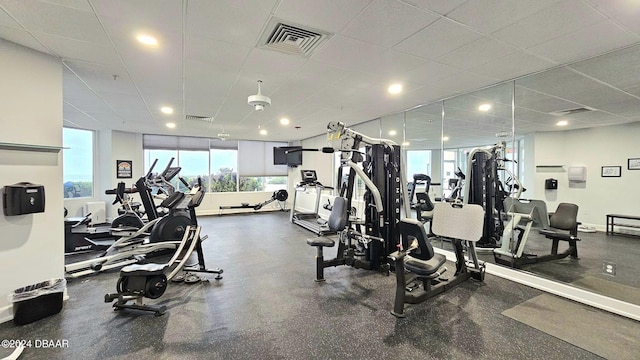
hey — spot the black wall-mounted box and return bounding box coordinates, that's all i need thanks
[545,178,558,190]
[3,182,46,216]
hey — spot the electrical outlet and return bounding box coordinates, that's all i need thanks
[602,261,616,276]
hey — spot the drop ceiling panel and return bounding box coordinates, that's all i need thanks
[394,18,482,60]
[311,35,385,71]
[437,71,498,95]
[186,0,278,47]
[527,21,636,64]
[492,0,605,49]
[0,27,50,53]
[357,49,429,78]
[515,87,583,114]
[342,0,438,48]
[399,60,462,86]
[242,48,308,79]
[185,36,251,73]
[39,34,120,65]
[447,0,561,34]
[1,0,110,44]
[288,60,349,86]
[469,51,553,79]
[436,37,518,70]
[0,7,20,28]
[275,0,372,33]
[568,44,640,92]
[64,61,136,94]
[403,0,470,16]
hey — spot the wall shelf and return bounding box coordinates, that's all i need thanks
[0,142,65,153]
[536,165,566,172]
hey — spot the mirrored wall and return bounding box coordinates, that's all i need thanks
[355,42,640,313]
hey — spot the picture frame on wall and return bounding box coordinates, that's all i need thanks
[601,166,621,177]
[628,158,640,170]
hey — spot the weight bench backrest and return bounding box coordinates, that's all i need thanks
[504,198,550,229]
[431,203,485,242]
[327,196,348,232]
[549,203,579,235]
[399,218,434,261]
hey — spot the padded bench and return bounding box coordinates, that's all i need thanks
[606,214,640,237]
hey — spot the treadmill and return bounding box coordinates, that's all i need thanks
[289,170,335,235]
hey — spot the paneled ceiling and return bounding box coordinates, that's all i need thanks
[1,0,639,143]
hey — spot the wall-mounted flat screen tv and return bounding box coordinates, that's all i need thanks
[273,146,303,166]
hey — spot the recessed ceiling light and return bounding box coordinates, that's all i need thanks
[442,136,450,141]
[166,122,176,129]
[259,129,267,135]
[557,120,568,126]
[161,106,173,114]
[280,118,290,125]
[478,103,491,112]
[388,130,397,136]
[388,83,403,94]
[136,34,158,46]
[402,142,410,147]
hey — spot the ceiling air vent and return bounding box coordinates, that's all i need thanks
[259,18,332,57]
[549,107,595,117]
[185,115,214,122]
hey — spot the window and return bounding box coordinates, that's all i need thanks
[210,149,237,192]
[63,128,94,198]
[142,135,284,194]
[238,141,288,192]
[406,150,432,179]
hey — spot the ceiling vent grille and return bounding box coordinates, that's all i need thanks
[259,18,332,57]
[185,115,214,122]
[549,107,595,116]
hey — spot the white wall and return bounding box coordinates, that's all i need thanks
[0,40,64,322]
[532,122,640,228]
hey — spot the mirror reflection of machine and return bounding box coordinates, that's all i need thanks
[289,170,336,235]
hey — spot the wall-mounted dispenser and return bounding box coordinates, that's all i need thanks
[3,182,45,216]
[545,178,558,190]
[568,166,587,182]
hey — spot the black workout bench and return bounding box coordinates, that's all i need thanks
[606,214,640,237]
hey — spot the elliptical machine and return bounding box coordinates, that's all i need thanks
[104,178,223,316]
[64,168,194,278]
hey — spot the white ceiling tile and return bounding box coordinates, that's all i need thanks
[492,0,606,49]
[357,49,428,78]
[402,60,462,86]
[0,27,51,53]
[2,0,110,43]
[394,18,482,60]
[42,0,93,11]
[187,0,278,47]
[37,32,120,65]
[469,51,554,79]
[569,44,640,91]
[275,0,372,33]
[342,0,438,48]
[438,71,499,95]
[242,48,308,79]
[311,35,385,71]
[515,86,582,113]
[436,37,518,70]
[0,6,21,28]
[447,0,560,34]
[401,0,469,16]
[289,60,350,85]
[526,21,637,64]
[186,35,251,64]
